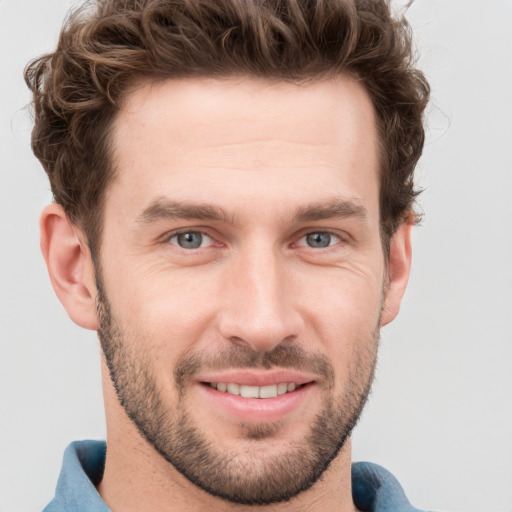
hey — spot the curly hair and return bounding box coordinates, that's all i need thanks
[25,0,429,253]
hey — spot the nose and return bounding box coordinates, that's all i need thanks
[218,245,304,353]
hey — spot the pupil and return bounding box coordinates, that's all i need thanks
[307,233,330,248]
[178,232,202,249]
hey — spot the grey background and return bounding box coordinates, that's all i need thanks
[1,1,511,511]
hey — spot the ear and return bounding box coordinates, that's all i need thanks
[40,203,99,330]
[380,219,413,327]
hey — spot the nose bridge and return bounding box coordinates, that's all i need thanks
[218,240,302,351]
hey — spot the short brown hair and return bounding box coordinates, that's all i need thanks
[25,0,429,253]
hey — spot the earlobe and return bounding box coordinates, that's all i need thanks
[380,219,413,327]
[40,203,99,330]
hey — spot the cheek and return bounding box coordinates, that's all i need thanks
[310,296,381,363]
[293,268,383,383]
[106,264,221,356]
[312,301,380,397]
[295,267,384,334]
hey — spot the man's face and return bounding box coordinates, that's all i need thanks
[95,76,393,504]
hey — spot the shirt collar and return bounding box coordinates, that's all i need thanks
[352,461,427,512]
[49,440,109,511]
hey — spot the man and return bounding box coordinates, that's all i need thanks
[25,0,430,510]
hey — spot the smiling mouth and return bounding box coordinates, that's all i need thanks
[203,382,309,399]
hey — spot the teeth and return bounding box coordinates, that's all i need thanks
[277,383,288,395]
[210,382,301,398]
[227,383,240,395]
[259,384,277,399]
[240,385,259,398]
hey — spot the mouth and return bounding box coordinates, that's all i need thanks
[194,370,318,423]
[203,381,307,398]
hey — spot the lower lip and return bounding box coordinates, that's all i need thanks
[197,382,315,423]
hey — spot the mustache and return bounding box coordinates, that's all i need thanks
[174,344,335,391]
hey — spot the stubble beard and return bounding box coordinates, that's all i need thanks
[96,280,380,506]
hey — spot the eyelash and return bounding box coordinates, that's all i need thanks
[166,229,216,250]
[164,229,346,251]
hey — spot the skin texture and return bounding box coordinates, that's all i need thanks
[40,76,412,511]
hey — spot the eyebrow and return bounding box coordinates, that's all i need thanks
[136,197,367,225]
[294,198,368,222]
[137,198,234,224]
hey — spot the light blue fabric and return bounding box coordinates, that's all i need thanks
[44,440,432,511]
[44,441,109,512]
[351,462,432,512]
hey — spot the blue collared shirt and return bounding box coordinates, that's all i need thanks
[43,440,432,511]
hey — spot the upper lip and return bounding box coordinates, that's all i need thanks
[196,370,316,387]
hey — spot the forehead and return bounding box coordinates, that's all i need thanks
[117,75,375,139]
[114,76,377,159]
[108,76,380,220]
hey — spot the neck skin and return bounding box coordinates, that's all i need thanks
[97,361,358,512]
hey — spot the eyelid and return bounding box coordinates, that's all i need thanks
[163,227,219,248]
[293,229,348,248]
[159,227,349,250]
[297,233,338,248]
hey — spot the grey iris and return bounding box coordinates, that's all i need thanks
[306,232,331,248]
[177,232,203,249]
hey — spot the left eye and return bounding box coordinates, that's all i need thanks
[169,231,213,249]
[297,232,341,248]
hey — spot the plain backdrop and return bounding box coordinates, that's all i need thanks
[1,1,511,511]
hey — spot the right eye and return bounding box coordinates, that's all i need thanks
[168,231,214,250]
